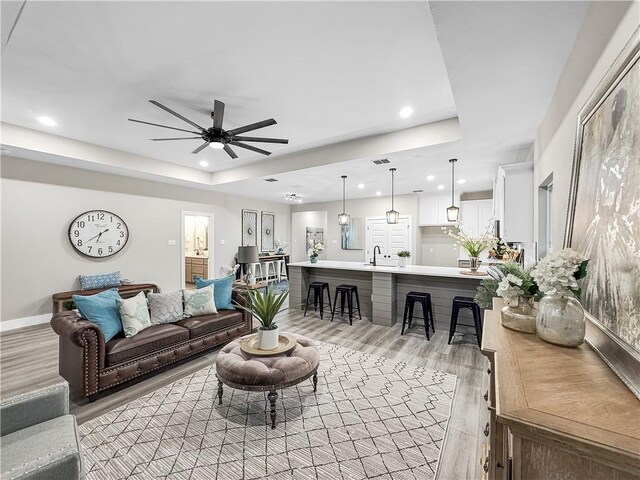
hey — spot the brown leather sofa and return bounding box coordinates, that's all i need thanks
[50,283,252,401]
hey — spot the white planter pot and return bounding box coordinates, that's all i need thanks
[398,257,407,267]
[258,326,279,350]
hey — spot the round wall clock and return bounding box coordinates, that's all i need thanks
[68,210,129,258]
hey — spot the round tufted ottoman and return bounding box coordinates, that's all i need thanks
[216,333,320,429]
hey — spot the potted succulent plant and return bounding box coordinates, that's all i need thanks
[234,288,289,350]
[397,250,411,267]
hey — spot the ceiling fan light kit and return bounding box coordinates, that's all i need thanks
[386,167,400,224]
[447,158,460,222]
[129,99,289,159]
[338,175,351,226]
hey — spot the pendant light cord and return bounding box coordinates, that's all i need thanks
[449,159,457,205]
[391,168,396,210]
[342,175,346,212]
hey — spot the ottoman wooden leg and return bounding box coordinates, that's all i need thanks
[267,390,278,429]
[217,381,223,405]
[312,372,318,393]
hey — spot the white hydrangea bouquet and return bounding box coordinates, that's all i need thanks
[530,248,589,297]
[307,241,324,258]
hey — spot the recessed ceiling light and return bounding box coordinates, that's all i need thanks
[209,142,225,150]
[426,175,435,181]
[437,184,445,190]
[37,116,57,126]
[399,106,413,119]
[376,191,382,196]
[358,183,365,189]
[199,160,209,167]
[457,179,467,184]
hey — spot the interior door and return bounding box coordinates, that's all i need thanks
[365,216,412,266]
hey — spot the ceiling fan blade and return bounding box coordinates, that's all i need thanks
[149,100,206,131]
[212,100,225,130]
[128,118,201,134]
[227,118,277,136]
[230,136,289,144]
[151,137,202,141]
[223,144,238,159]
[191,141,210,154]
[230,141,271,156]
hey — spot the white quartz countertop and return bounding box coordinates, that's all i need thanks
[288,260,489,279]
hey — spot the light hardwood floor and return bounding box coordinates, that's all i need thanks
[0,309,488,480]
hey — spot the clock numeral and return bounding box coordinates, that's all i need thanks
[117,223,121,229]
[97,212,105,220]
[87,215,94,222]
[110,216,113,222]
[77,240,83,247]
[116,240,121,246]
[108,246,113,254]
[98,248,103,256]
[73,230,79,237]
[88,246,92,253]
[120,231,125,237]
[76,221,85,228]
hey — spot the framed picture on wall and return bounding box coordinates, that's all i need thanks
[261,211,275,252]
[305,227,324,251]
[241,209,258,247]
[565,26,640,398]
[341,217,364,250]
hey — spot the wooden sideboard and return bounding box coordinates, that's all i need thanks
[481,299,640,480]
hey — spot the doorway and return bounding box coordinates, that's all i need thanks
[364,216,412,266]
[182,212,214,289]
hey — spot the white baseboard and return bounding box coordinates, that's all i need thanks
[0,314,50,332]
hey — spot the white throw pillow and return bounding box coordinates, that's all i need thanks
[117,291,152,337]
[183,285,217,317]
[148,290,184,324]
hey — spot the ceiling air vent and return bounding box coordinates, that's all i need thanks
[264,178,278,182]
[412,189,423,193]
[372,159,390,165]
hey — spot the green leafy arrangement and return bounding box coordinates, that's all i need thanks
[233,288,288,331]
[475,262,539,308]
[397,250,411,258]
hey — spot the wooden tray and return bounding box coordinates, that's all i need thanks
[459,270,489,276]
[240,333,297,356]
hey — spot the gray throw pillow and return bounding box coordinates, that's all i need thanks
[148,290,184,324]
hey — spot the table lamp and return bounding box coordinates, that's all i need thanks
[237,246,259,284]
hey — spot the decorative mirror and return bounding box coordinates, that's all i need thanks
[241,209,258,246]
[261,211,275,252]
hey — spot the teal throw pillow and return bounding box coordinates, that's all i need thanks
[72,288,123,342]
[194,275,235,310]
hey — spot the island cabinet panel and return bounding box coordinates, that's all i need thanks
[481,299,640,480]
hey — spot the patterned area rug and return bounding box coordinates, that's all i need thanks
[79,342,457,479]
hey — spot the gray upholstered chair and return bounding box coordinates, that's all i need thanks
[1,381,84,480]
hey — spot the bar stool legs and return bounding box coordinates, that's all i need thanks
[449,296,483,347]
[331,285,361,325]
[303,282,332,320]
[401,292,435,340]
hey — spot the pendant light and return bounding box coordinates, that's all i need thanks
[386,168,399,224]
[338,175,351,226]
[446,158,460,222]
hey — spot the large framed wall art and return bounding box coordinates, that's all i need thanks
[241,209,258,247]
[565,27,640,398]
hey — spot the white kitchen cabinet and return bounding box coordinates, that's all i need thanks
[418,193,460,226]
[494,163,534,242]
[459,199,494,236]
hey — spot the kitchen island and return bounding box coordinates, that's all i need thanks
[289,260,487,328]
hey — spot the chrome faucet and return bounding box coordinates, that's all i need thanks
[372,245,381,266]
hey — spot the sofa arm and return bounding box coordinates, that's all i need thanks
[51,311,105,350]
[51,311,105,398]
[232,289,252,327]
[1,381,69,436]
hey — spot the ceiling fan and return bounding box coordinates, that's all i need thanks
[128,100,288,159]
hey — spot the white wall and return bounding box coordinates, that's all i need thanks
[0,156,291,321]
[533,2,638,249]
[420,227,458,267]
[291,194,422,263]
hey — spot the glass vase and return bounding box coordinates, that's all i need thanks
[501,294,537,333]
[309,256,318,264]
[536,293,585,347]
[468,256,480,272]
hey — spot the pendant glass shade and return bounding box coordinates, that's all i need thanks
[386,167,399,224]
[386,209,399,224]
[338,175,350,226]
[338,212,351,226]
[446,205,460,222]
[447,158,458,222]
